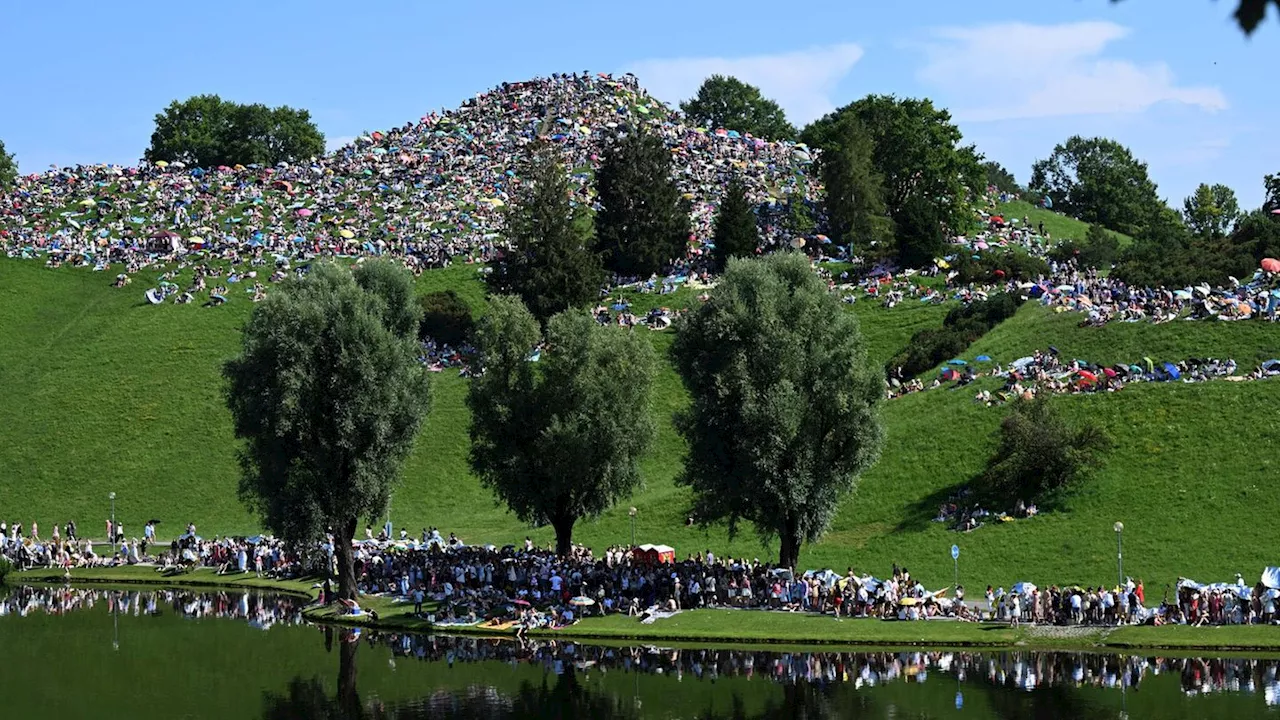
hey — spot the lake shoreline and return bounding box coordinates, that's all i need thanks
[10,566,1280,654]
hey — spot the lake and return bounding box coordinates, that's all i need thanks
[2,585,1278,719]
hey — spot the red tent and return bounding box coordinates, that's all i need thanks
[634,544,675,565]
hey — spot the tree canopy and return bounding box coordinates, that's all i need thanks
[0,139,16,190]
[711,175,760,271]
[595,130,692,278]
[978,396,1111,507]
[680,75,797,141]
[983,161,1020,194]
[671,253,884,568]
[467,296,656,555]
[488,146,604,322]
[802,95,982,236]
[145,94,325,168]
[1182,183,1241,239]
[818,114,893,253]
[1029,136,1166,238]
[223,260,432,600]
[417,290,473,346]
[1264,173,1280,213]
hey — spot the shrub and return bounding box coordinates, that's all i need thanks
[950,248,1049,284]
[418,290,473,346]
[1049,224,1120,269]
[887,292,1023,379]
[977,396,1111,507]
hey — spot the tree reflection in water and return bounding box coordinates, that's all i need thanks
[261,630,1280,720]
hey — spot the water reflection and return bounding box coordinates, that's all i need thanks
[0,584,307,628]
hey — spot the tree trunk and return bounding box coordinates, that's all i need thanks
[778,517,801,570]
[334,516,359,602]
[552,515,575,557]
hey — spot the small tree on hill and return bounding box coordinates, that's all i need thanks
[1183,183,1241,239]
[978,396,1111,506]
[680,75,796,141]
[418,290,473,346]
[671,253,884,568]
[595,131,691,278]
[224,260,432,602]
[467,296,656,555]
[819,115,893,252]
[983,161,1020,194]
[145,94,324,168]
[489,147,604,323]
[0,139,16,190]
[711,176,759,271]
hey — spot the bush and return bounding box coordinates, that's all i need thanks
[1049,224,1120,269]
[887,292,1023,379]
[949,248,1049,285]
[977,396,1111,507]
[418,290,473,346]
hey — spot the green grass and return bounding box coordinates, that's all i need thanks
[994,199,1134,247]
[5,257,1280,601]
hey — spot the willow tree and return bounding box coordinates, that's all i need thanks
[671,253,884,568]
[467,296,655,555]
[224,260,432,601]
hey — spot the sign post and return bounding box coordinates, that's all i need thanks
[951,544,960,589]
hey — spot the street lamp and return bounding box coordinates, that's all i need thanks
[1114,521,1124,587]
[109,492,117,553]
[628,507,637,548]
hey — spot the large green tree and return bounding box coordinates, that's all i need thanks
[680,75,796,140]
[983,160,1020,194]
[1182,182,1241,239]
[671,253,884,568]
[0,139,16,190]
[1028,136,1166,237]
[145,94,325,168]
[818,115,893,251]
[1264,173,1280,213]
[489,147,604,322]
[467,296,656,555]
[979,396,1111,507]
[223,260,432,601]
[595,130,692,278]
[710,175,760,271]
[802,95,983,234]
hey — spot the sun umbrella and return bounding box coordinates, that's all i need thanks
[339,229,355,239]
[78,198,96,207]
[154,161,169,168]
[975,355,992,362]
[1103,367,1117,378]
[1261,258,1280,273]
[569,596,595,606]
[296,208,313,217]
[1076,370,1098,384]
[947,359,967,366]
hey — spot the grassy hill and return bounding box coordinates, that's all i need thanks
[994,199,1133,246]
[4,256,1279,593]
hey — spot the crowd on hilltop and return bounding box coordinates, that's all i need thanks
[0,72,818,283]
[5,520,1278,631]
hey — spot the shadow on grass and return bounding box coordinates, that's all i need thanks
[892,480,971,534]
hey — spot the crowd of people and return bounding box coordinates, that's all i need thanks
[9,519,1277,632]
[0,584,304,628]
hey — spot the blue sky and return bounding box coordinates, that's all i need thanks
[3,0,1276,207]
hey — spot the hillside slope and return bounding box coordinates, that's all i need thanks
[5,258,1280,592]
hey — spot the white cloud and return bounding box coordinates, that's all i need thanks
[325,135,356,153]
[916,21,1227,122]
[624,44,865,125]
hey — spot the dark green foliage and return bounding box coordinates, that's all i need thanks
[680,75,796,140]
[818,115,893,252]
[887,292,1023,379]
[785,195,817,238]
[983,160,1020,194]
[1183,183,1241,239]
[144,94,324,168]
[595,131,692,278]
[223,260,432,599]
[417,290,473,346]
[489,148,603,322]
[949,248,1050,285]
[1048,224,1120,269]
[802,95,983,235]
[1114,208,1280,288]
[467,296,656,555]
[0,139,16,190]
[1029,136,1167,237]
[1264,173,1280,213]
[671,253,884,568]
[710,176,759,271]
[892,194,944,268]
[978,396,1111,507]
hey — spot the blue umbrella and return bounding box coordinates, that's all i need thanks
[975,355,992,362]
[947,359,968,366]
[1162,362,1181,380]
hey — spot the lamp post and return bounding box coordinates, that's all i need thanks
[628,507,637,548]
[109,492,117,553]
[1114,521,1124,587]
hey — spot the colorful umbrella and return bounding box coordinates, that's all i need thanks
[1262,258,1280,273]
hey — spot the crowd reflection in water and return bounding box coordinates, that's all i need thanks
[0,585,306,628]
[343,630,1280,703]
